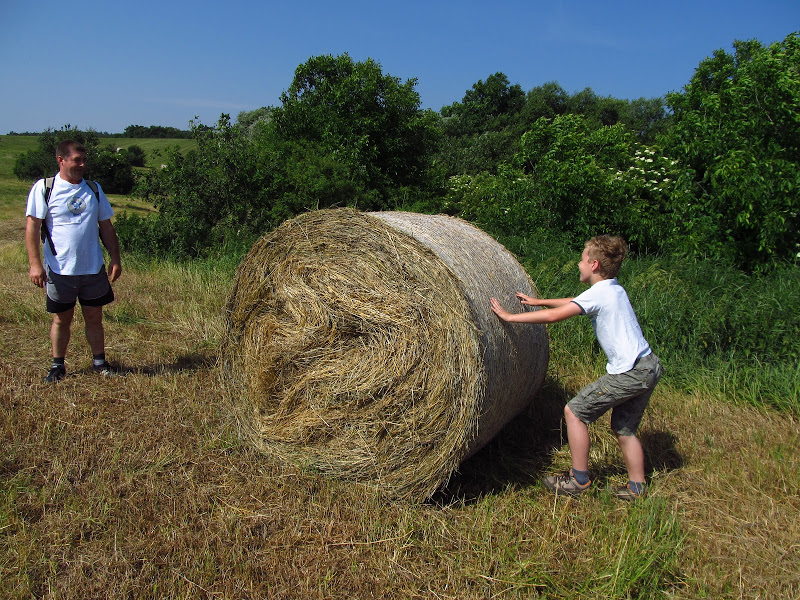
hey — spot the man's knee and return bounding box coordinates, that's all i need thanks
[81,305,104,325]
[52,308,75,327]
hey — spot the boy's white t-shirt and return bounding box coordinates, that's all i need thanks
[571,278,651,374]
[26,174,114,276]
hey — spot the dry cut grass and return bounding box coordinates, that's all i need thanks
[1,236,799,599]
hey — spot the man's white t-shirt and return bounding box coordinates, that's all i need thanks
[571,278,651,374]
[26,174,114,276]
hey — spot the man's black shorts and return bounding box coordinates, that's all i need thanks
[45,266,114,313]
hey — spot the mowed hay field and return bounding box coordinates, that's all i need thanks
[1,137,799,599]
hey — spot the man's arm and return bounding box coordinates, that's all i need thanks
[25,216,47,288]
[98,219,122,282]
[490,296,583,324]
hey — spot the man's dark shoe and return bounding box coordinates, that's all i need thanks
[44,364,66,383]
[92,361,121,377]
[542,469,592,497]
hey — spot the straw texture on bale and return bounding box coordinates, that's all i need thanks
[222,208,548,500]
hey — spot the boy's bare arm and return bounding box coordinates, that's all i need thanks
[490,296,582,324]
[515,292,575,308]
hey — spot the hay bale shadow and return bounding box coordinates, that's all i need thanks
[432,375,570,503]
[590,430,684,483]
[433,381,685,502]
[641,430,684,473]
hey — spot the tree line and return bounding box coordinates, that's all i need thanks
[15,32,800,270]
[6,125,193,138]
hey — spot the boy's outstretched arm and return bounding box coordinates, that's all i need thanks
[515,293,575,308]
[490,296,582,324]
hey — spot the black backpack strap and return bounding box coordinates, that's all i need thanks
[41,176,57,255]
[85,179,99,200]
[85,180,110,251]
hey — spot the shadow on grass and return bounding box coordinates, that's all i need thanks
[433,375,570,503]
[433,376,684,503]
[101,352,217,377]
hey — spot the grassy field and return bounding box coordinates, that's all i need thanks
[1,140,799,599]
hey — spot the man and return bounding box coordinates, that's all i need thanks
[25,140,123,383]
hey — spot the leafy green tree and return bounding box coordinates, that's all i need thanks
[272,54,440,207]
[92,146,136,193]
[519,82,570,125]
[663,32,800,269]
[441,72,525,136]
[437,77,669,177]
[236,107,272,128]
[120,114,272,257]
[438,73,527,175]
[436,128,521,177]
[517,114,677,250]
[618,97,671,143]
[123,125,191,138]
[123,144,146,167]
[121,56,442,258]
[13,127,99,179]
[444,166,558,238]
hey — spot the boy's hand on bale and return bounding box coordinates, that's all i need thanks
[490,297,511,321]
[516,292,537,306]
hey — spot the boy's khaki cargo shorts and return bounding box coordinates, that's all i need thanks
[568,353,663,436]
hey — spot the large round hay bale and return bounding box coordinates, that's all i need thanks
[222,208,548,500]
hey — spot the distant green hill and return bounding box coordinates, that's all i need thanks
[0,135,194,219]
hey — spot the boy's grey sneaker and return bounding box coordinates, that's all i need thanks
[92,361,121,377]
[613,483,646,502]
[542,469,592,497]
[44,364,66,383]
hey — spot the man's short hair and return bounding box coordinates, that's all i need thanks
[56,140,86,159]
[585,235,628,278]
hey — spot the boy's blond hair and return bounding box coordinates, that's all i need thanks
[585,235,628,278]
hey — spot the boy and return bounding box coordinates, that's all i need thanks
[490,235,662,500]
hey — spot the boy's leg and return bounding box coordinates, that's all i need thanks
[616,433,646,483]
[541,384,600,496]
[565,405,590,473]
[609,354,663,499]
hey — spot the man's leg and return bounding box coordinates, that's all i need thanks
[51,307,75,358]
[81,304,105,356]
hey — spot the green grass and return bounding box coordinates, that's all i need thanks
[97,137,197,168]
[0,136,38,220]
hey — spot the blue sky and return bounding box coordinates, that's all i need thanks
[1,1,797,134]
